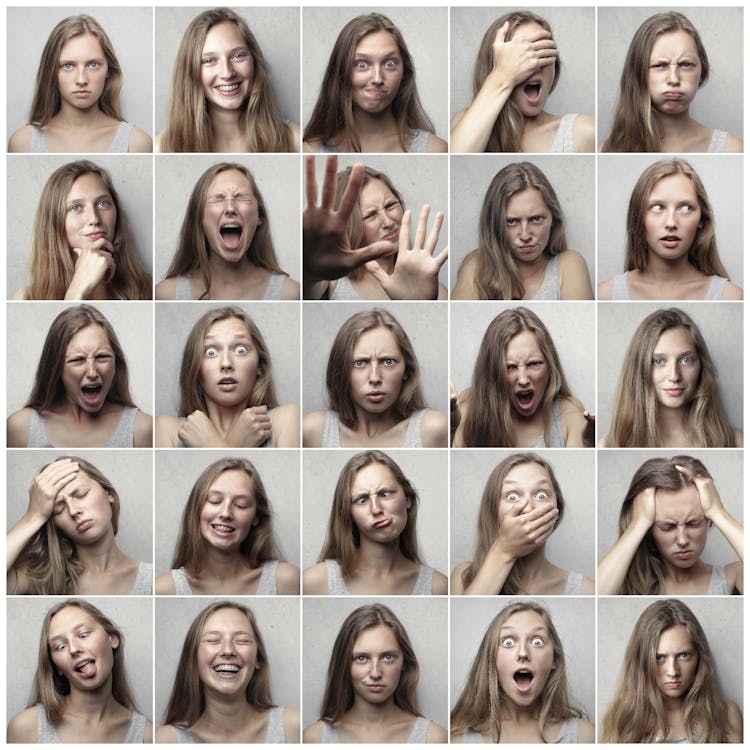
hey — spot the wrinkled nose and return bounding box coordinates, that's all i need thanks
[516,366,531,386]
[667,64,680,85]
[368,363,382,384]
[369,494,383,515]
[676,525,689,546]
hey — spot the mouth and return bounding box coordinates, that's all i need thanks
[217,377,238,391]
[512,669,534,693]
[76,519,94,533]
[673,550,693,559]
[663,92,684,100]
[372,518,393,530]
[659,235,681,248]
[365,683,386,692]
[517,244,537,254]
[74,658,97,678]
[664,680,682,689]
[84,231,106,241]
[383,229,399,242]
[210,523,236,536]
[215,82,242,95]
[365,391,386,403]
[219,223,244,251]
[514,390,536,412]
[522,78,543,105]
[73,89,91,96]
[80,384,104,405]
[663,387,685,397]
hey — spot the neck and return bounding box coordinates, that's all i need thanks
[499,698,540,724]
[351,107,399,138]
[59,399,113,424]
[653,108,696,137]
[656,404,690,441]
[641,253,697,282]
[75,532,125,572]
[514,545,551,582]
[205,401,249,435]
[348,695,400,724]
[355,536,405,572]
[199,693,259,731]
[522,109,553,131]
[353,405,400,436]
[209,107,244,141]
[62,679,119,721]
[200,544,248,579]
[516,254,548,280]
[54,102,108,128]
[662,694,686,714]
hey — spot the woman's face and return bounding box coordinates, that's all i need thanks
[349,462,410,545]
[57,33,109,112]
[648,30,702,117]
[649,326,701,411]
[199,468,258,551]
[655,624,697,700]
[495,609,555,708]
[62,323,116,413]
[504,329,550,418]
[64,172,117,253]
[349,326,406,416]
[199,317,260,408]
[52,469,114,544]
[643,174,701,262]
[201,169,261,264]
[503,187,553,265]
[197,608,258,697]
[497,462,557,537]
[651,484,708,569]
[48,605,117,692]
[358,179,403,255]
[350,30,404,115]
[200,21,254,112]
[509,21,556,117]
[350,624,404,706]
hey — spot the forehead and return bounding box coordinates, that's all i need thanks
[352,623,400,651]
[505,329,543,358]
[648,173,698,202]
[49,606,98,636]
[651,29,698,58]
[66,323,111,353]
[353,325,400,353]
[502,461,552,487]
[67,172,110,198]
[355,29,400,56]
[654,484,701,517]
[208,468,255,495]
[205,316,253,340]
[506,187,548,215]
[510,20,548,40]
[656,623,693,651]
[359,179,396,206]
[352,461,397,489]
[60,32,105,59]
[207,169,253,194]
[501,609,548,633]
[203,20,247,51]
[202,607,254,633]
[653,326,695,352]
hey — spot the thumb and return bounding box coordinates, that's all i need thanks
[365,259,390,287]
[350,240,394,269]
[496,21,510,44]
[72,247,82,258]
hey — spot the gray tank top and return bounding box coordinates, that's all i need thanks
[130,562,153,595]
[322,716,430,743]
[461,717,578,743]
[529,400,565,448]
[173,272,286,300]
[319,129,430,154]
[329,275,362,301]
[27,407,139,448]
[564,571,584,595]
[324,559,434,595]
[707,129,728,153]
[30,122,133,153]
[611,271,727,301]
[550,114,578,153]
[173,706,286,743]
[321,409,426,448]
[36,705,147,743]
[532,255,560,300]
[177,408,274,448]
[169,560,279,595]
[707,565,729,595]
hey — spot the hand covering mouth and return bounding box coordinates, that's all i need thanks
[513,668,534,689]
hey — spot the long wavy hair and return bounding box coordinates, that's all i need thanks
[605,308,736,447]
[462,308,572,447]
[451,601,583,743]
[170,458,277,578]
[178,306,278,417]
[466,163,568,299]
[29,15,123,127]
[25,305,136,412]
[319,604,421,724]
[163,163,284,299]
[29,599,136,726]
[602,12,709,152]
[601,599,727,742]
[26,160,151,300]
[163,601,275,728]
[472,12,561,153]
[304,13,435,152]
[461,454,565,594]
[160,8,293,152]
[625,158,728,277]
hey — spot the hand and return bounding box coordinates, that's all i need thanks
[675,466,723,520]
[28,459,79,523]
[65,240,116,300]
[364,206,448,300]
[583,411,595,447]
[632,487,656,528]
[225,406,272,448]
[178,411,225,448]
[450,382,461,436]
[496,500,559,560]
[491,20,558,89]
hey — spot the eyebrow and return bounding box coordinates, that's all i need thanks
[204,333,250,342]
[652,349,696,357]
[502,479,551,487]
[500,626,548,635]
[202,45,249,56]
[48,622,91,644]
[67,192,112,203]
[202,629,254,638]
[207,489,253,501]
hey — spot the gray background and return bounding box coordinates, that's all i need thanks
[6,6,154,140]
[302,7,450,143]
[7,155,154,298]
[597,7,743,145]
[597,302,743,439]
[155,449,300,576]
[155,597,300,729]
[450,155,595,292]
[451,450,596,582]
[155,302,299,417]
[302,301,448,416]
[303,597,448,730]
[597,154,743,286]
[154,6,300,136]
[301,449,449,575]
[450,6,596,130]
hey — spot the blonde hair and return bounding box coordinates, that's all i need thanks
[451,601,583,743]
[605,308,736,447]
[160,8,293,152]
[601,599,726,742]
[602,13,709,152]
[304,13,435,152]
[473,13,560,152]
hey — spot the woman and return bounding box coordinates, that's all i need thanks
[598,456,742,595]
[6,305,152,448]
[601,12,742,152]
[303,308,447,448]
[8,15,151,153]
[452,307,593,448]
[157,7,298,152]
[155,306,299,448]
[14,160,151,300]
[602,308,741,447]
[304,13,447,153]
[599,159,742,300]
[155,162,299,300]
[304,604,447,742]
[451,11,595,153]
[304,451,447,595]
[452,454,593,595]
[601,599,742,742]
[451,601,594,742]
[452,162,593,299]
[155,457,298,595]
[157,601,299,742]
[7,599,152,743]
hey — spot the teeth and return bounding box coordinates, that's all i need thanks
[217,84,240,92]
[75,659,93,671]
[212,524,234,533]
[214,664,240,673]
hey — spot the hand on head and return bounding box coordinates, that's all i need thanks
[492,21,558,88]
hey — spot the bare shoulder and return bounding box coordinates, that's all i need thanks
[7,706,38,742]
[302,138,321,153]
[303,410,327,448]
[420,408,448,447]
[7,407,32,448]
[427,721,448,743]
[558,249,593,300]
[303,562,328,595]
[134,410,153,447]
[577,719,596,743]
[155,723,178,743]
[275,560,300,594]
[143,719,154,743]
[272,403,300,448]
[128,126,153,153]
[450,727,465,744]
[452,251,479,300]
[725,561,742,594]
[573,114,596,153]
[726,133,743,153]
[450,562,471,594]
[8,125,32,153]
[154,132,164,153]
[303,720,325,743]
[582,576,595,595]
[286,121,301,151]
[450,107,468,130]
[155,571,176,595]
[724,699,743,741]
[733,428,743,447]
[155,415,180,448]
[437,282,448,300]
[723,280,743,300]
[431,569,449,595]
[155,277,177,300]
[282,276,300,300]
[282,707,301,743]
[427,133,448,153]
[12,287,29,301]
[597,277,614,300]
[559,396,587,447]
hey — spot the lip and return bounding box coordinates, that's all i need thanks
[84,231,106,241]
[365,391,386,403]
[664,388,685,397]
[514,389,537,414]
[212,662,242,679]
[217,378,238,392]
[210,523,236,536]
[383,230,399,242]
[512,669,535,695]
[214,82,242,96]
[80,383,104,406]
[673,550,694,559]
[372,518,393,530]
[664,680,682,688]
[364,684,386,692]
[76,519,94,533]
[659,236,681,248]
[73,90,91,97]
[663,92,684,100]
[517,244,537,253]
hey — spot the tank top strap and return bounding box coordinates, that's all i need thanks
[106,406,138,447]
[611,272,630,300]
[325,559,349,595]
[124,712,147,743]
[256,560,279,594]
[171,568,193,595]
[108,122,133,153]
[556,717,578,743]
[321,410,341,448]
[411,565,434,595]
[27,409,52,448]
[707,129,728,153]
[407,716,430,743]
[130,562,153,595]
[705,275,727,300]
[461,728,485,743]
[328,275,361,301]
[550,114,577,153]
[36,704,58,742]
[532,255,560,300]
[174,725,194,743]
[322,722,337,742]
[409,129,430,153]
[404,409,426,448]
[564,571,583,595]
[174,274,192,300]
[263,273,285,300]
[265,706,286,743]
[707,565,729,595]
[547,400,565,447]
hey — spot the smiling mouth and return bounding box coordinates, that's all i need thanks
[211,524,236,534]
[214,664,240,674]
[216,83,241,93]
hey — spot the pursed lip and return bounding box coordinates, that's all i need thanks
[84,231,106,241]
[366,391,386,403]
[372,517,393,529]
[663,387,685,396]
[663,91,684,99]
[382,229,399,242]
[76,519,94,533]
[673,549,694,558]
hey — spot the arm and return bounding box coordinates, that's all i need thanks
[133,410,153,448]
[127,126,153,153]
[558,250,593,300]
[154,277,177,300]
[427,722,448,743]
[155,572,177,595]
[7,408,32,448]
[426,133,448,153]
[155,415,180,448]
[274,561,300,595]
[451,252,479,299]
[143,720,154,743]
[722,281,743,300]
[302,411,326,448]
[726,133,743,153]
[286,121,301,151]
[724,700,743,743]
[269,403,300,448]
[7,707,38,742]
[303,721,325,744]
[572,114,596,153]
[420,409,449,448]
[431,570,449,595]
[283,707,301,744]
[7,125,32,153]
[597,277,614,301]
[302,562,328,595]
[577,720,596,744]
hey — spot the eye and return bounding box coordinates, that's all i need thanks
[95,354,112,362]
[385,200,401,212]
[233,345,249,355]
[506,363,518,372]
[656,654,665,662]
[201,56,217,66]
[531,637,545,647]
[61,62,74,71]
[505,218,519,226]
[535,491,549,501]
[362,211,377,222]
[680,355,696,365]
[501,637,514,648]
[352,359,366,368]
[530,215,546,224]
[78,631,89,639]
[382,358,397,367]
[89,61,102,70]
[352,496,368,505]
[54,642,67,651]
[231,50,248,61]
[68,203,82,213]
[203,636,221,644]
[678,651,693,659]
[686,519,704,528]
[207,497,222,505]
[678,204,696,214]
[97,198,113,209]
[652,356,664,366]
[379,489,395,499]
[354,60,368,70]
[354,654,368,663]
[679,61,697,70]
[205,346,218,358]
[382,652,398,662]
[67,356,86,365]
[384,58,400,69]
[234,193,254,203]
[650,62,669,70]
[658,524,676,532]
[648,203,665,213]
[528,360,544,368]
[505,492,520,502]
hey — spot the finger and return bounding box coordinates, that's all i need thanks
[320,155,339,211]
[424,210,444,254]
[583,411,596,423]
[398,209,412,254]
[450,382,458,400]
[494,21,510,45]
[414,205,430,250]
[304,155,319,208]
[365,259,391,289]
[523,29,552,43]
[345,240,395,271]
[335,162,366,219]
[433,246,449,269]
[249,404,268,415]
[72,247,82,258]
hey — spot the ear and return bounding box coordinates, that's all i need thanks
[107,493,114,505]
[109,634,120,650]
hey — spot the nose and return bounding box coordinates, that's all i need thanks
[516,365,531,385]
[65,499,82,519]
[371,64,384,84]
[667,359,682,383]
[516,640,529,661]
[664,207,678,229]
[223,196,238,215]
[85,357,98,377]
[69,640,84,656]
[369,659,382,679]
[75,65,88,85]
[666,657,679,677]
[219,638,237,656]
[368,362,382,384]
[368,494,383,515]
[667,64,680,85]
[218,57,235,79]
[518,221,532,240]
[218,499,234,519]
[676,524,689,546]
[220,347,234,370]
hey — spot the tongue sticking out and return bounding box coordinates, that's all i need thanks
[220,226,243,250]
[76,660,97,679]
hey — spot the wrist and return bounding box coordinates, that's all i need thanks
[488,537,517,566]
[484,68,515,97]
[23,509,49,530]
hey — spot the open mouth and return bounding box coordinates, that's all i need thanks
[516,390,535,408]
[214,664,240,674]
[218,378,238,391]
[216,83,241,94]
[74,659,96,678]
[219,224,243,251]
[211,524,236,534]
[523,80,542,102]
[513,669,534,691]
[81,385,103,404]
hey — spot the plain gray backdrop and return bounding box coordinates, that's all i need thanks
[301,449,449,578]
[597,154,743,286]
[302,597,448,731]
[597,7,743,145]
[155,302,299,417]
[7,155,154,298]
[302,7,450,143]
[451,449,596,583]
[154,155,300,287]
[449,155,595,292]
[155,597,300,731]
[597,302,743,439]
[6,6,154,141]
[155,449,300,577]
[154,7,300,138]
